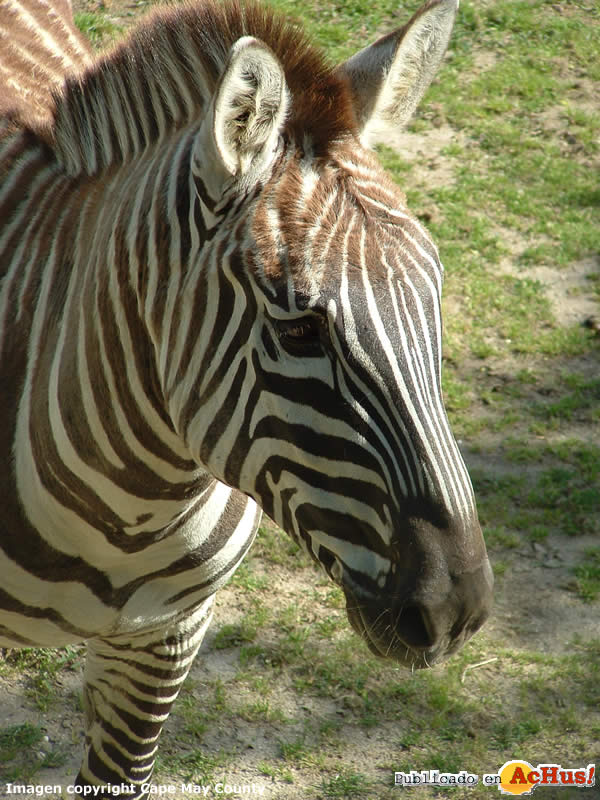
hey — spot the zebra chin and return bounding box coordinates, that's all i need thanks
[341,558,494,670]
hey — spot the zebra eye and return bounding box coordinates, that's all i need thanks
[275,316,322,354]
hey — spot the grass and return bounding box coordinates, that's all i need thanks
[0,646,83,711]
[0,722,68,782]
[147,520,599,795]
[2,0,597,797]
[572,548,600,603]
[320,769,371,798]
[73,11,122,46]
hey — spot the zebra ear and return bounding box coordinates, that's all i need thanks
[210,36,289,180]
[337,0,458,147]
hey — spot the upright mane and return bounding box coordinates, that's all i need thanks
[51,0,357,175]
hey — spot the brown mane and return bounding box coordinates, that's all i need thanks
[50,0,357,174]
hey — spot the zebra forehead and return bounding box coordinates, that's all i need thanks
[249,145,441,294]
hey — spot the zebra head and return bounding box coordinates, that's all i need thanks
[172,0,492,668]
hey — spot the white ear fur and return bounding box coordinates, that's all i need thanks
[211,36,289,178]
[338,0,458,146]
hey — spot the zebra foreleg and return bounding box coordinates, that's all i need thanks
[75,597,214,797]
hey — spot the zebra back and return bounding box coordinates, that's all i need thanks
[0,0,92,131]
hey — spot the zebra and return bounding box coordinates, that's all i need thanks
[0,0,493,794]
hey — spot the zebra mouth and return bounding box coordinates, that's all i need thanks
[338,559,493,669]
[343,590,446,669]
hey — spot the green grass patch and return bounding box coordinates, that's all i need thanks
[0,722,67,782]
[155,748,229,785]
[74,11,121,47]
[320,768,371,798]
[472,459,599,540]
[572,548,600,602]
[213,614,265,648]
[0,722,43,763]
[1,647,82,711]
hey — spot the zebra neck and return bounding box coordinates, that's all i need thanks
[14,248,214,545]
[5,150,212,548]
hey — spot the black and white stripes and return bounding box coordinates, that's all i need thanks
[0,0,492,795]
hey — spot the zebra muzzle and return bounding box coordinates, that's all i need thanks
[342,557,493,669]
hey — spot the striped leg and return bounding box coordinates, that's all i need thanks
[75,598,214,797]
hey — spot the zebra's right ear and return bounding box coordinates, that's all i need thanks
[203,36,289,188]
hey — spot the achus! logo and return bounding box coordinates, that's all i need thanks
[496,761,595,795]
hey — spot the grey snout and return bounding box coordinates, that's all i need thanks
[394,557,494,656]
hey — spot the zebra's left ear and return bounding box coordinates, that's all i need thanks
[208,36,289,182]
[337,0,458,147]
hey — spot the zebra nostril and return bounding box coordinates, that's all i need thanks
[395,604,436,650]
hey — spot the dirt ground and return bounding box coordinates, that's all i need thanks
[1,2,599,799]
